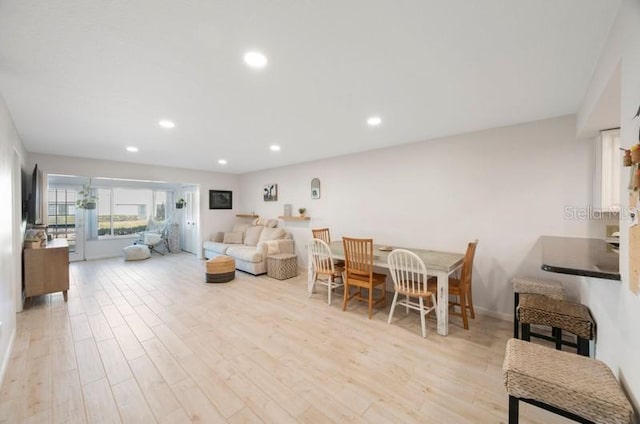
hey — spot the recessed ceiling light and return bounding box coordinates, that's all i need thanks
[158,120,175,129]
[244,51,268,69]
[218,159,227,165]
[270,145,281,152]
[367,116,382,126]
[126,146,139,153]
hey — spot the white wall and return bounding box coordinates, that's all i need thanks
[0,93,27,386]
[28,153,240,260]
[577,0,640,411]
[239,115,602,319]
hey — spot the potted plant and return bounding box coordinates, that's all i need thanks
[176,198,186,209]
[298,207,306,217]
[76,185,97,209]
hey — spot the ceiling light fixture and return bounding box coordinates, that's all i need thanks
[270,145,281,152]
[158,120,175,129]
[367,116,382,126]
[244,51,268,69]
[126,146,139,153]
[218,159,227,165]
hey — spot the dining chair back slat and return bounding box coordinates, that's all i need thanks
[309,239,337,275]
[308,238,344,305]
[311,228,331,244]
[343,237,373,279]
[387,249,436,337]
[426,239,478,329]
[460,240,478,291]
[342,237,387,319]
[388,249,429,295]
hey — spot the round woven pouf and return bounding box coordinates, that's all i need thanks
[205,256,235,283]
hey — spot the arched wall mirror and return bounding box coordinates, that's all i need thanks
[311,178,320,199]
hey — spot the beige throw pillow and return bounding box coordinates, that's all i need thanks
[258,227,286,243]
[223,231,243,244]
[266,240,280,255]
[264,219,278,228]
[244,226,264,246]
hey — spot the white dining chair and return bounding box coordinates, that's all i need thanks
[387,249,437,337]
[308,238,344,305]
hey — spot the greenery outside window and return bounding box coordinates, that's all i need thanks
[94,188,171,238]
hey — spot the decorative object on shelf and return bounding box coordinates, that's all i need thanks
[25,228,47,248]
[176,198,186,209]
[76,184,97,209]
[284,204,292,216]
[209,190,232,209]
[311,178,320,199]
[623,149,632,167]
[631,144,640,164]
[263,184,278,201]
[298,207,306,217]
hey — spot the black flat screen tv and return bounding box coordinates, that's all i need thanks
[28,164,43,225]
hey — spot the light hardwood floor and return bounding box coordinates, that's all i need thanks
[0,253,573,424]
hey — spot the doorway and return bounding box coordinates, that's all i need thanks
[181,186,199,254]
[47,188,85,261]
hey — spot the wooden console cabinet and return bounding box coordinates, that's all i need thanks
[23,238,69,302]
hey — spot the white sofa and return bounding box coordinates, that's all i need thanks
[203,220,294,275]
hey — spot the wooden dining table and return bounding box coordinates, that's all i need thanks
[309,241,465,336]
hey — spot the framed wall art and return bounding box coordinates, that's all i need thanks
[263,184,278,201]
[209,190,232,209]
[311,178,320,199]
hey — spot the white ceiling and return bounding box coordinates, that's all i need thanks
[0,0,621,174]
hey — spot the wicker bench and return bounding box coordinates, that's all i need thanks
[503,338,632,424]
[512,276,565,338]
[518,293,594,356]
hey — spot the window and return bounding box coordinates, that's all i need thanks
[597,129,621,212]
[47,189,78,252]
[96,188,171,238]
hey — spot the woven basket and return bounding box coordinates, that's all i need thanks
[205,256,235,283]
[266,254,298,280]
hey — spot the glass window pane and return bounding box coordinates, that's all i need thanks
[154,191,167,221]
[97,188,112,238]
[47,188,78,252]
[112,188,151,236]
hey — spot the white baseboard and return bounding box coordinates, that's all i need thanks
[0,325,16,389]
[474,305,513,322]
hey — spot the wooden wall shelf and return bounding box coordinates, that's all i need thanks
[278,216,310,221]
[236,214,259,218]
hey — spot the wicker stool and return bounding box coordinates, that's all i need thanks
[266,253,298,280]
[518,294,594,356]
[503,338,632,424]
[205,256,235,283]
[512,277,565,338]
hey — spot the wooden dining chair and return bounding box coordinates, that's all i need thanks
[428,239,478,330]
[342,237,387,319]
[312,228,344,265]
[308,238,344,305]
[387,249,437,337]
[311,228,331,244]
